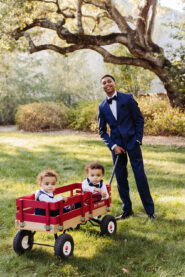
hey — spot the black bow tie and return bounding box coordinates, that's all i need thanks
[107,95,117,104]
[89,182,100,188]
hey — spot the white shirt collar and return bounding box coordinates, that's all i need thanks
[87,178,102,185]
[40,188,54,197]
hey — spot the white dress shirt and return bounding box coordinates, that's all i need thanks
[107,91,117,120]
[35,189,64,203]
[82,178,109,199]
[107,91,117,150]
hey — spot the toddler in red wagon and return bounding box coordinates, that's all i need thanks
[35,169,68,216]
[82,162,109,199]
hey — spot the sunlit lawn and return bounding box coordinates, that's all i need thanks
[0,131,184,277]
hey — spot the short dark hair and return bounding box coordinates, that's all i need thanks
[85,162,105,175]
[37,169,58,186]
[101,74,115,82]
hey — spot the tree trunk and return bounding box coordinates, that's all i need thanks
[153,63,185,108]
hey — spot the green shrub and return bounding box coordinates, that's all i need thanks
[67,102,99,132]
[138,97,185,136]
[67,98,185,136]
[0,91,22,125]
[15,102,67,132]
[0,90,41,125]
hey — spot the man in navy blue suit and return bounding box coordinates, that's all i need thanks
[98,74,155,220]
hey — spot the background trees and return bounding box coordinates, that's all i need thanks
[1,0,184,107]
[43,51,103,106]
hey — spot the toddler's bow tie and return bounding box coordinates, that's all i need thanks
[89,183,100,188]
[107,95,117,104]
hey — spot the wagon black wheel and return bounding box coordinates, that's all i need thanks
[54,233,74,259]
[100,215,117,236]
[13,230,34,255]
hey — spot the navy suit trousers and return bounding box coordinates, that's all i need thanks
[112,143,154,215]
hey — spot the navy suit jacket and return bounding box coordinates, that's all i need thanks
[98,92,144,151]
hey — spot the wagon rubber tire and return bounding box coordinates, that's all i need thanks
[100,215,117,236]
[54,233,74,258]
[13,230,34,255]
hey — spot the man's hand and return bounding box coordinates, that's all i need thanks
[113,145,126,155]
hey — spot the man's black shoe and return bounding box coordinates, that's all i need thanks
[116,211,134,220]
[148,214,156,220]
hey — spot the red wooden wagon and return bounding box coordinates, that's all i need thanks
[13,182,117,258]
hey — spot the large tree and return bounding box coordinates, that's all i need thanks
[1,0,185,107]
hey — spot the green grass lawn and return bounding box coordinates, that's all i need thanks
[0,131,184,277]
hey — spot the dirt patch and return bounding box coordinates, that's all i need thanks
[0,125,17,132]
[0,125,185,147]
[142,136,185,147]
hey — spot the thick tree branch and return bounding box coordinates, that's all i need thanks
[144,0,163,53]
[31,44,89,54]
[105,0,133,33]
[23,32,89,54]
[136,0,154,48]
[89,45,154,70]
[57,26,128,45]
[137,0,152,33]
[147,0,157,41]
[77,0,84,34]
[11,18,64,40]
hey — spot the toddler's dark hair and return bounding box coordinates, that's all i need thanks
[37,169,58,186]
[85,162,105,175]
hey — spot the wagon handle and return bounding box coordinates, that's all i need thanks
[108,155,119,186]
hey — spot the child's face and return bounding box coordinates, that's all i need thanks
[88,169,103,184]
[40,176,57,194]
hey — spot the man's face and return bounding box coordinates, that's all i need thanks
[101,76,116,97]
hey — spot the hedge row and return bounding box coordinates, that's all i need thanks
[67,98,185,136]
[15,98,185,136]
[16,102,67,132]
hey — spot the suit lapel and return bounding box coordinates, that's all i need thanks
[116,92,122,121]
